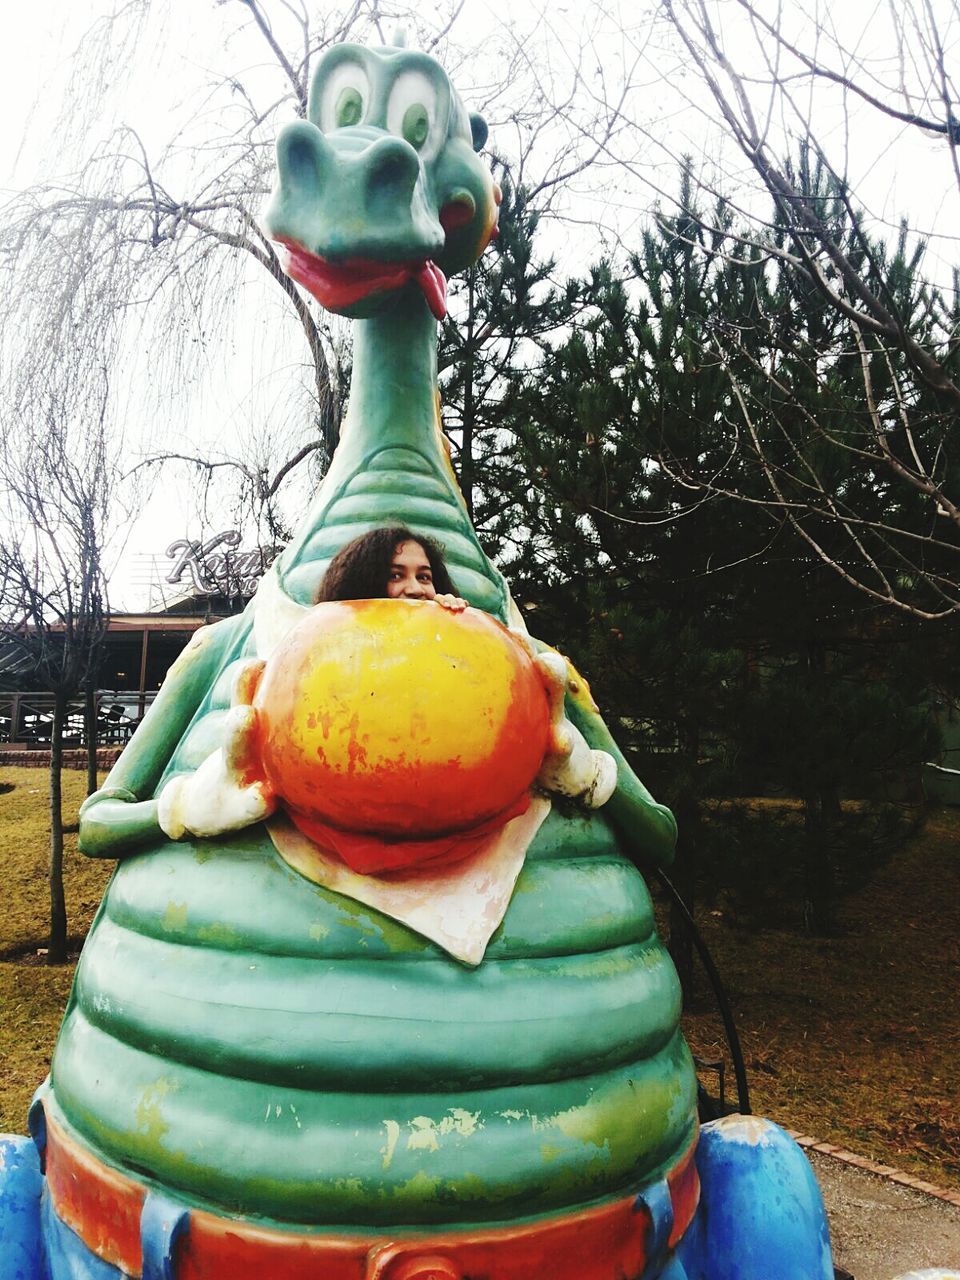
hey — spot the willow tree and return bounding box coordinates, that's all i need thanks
[2,0,651,541]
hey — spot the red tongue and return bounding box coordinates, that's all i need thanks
[415,261,448,320]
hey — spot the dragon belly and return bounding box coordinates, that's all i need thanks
[47,809,696,1229]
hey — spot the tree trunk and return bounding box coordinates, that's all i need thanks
[802,788,837,935]
[48,690,68,964]
[84,684,98,796]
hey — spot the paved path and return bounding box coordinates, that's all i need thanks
[809,1152,960,1279]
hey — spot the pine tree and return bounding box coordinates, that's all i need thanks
[485,161,943,940]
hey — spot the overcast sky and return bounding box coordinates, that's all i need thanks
[3,1,960,609]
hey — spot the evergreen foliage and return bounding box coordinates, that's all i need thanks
[457,161,951,934]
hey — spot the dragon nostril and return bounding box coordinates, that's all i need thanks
[367,137,420,188]
[378,153,408,185]
[439,193,476,233]
[277,122,330,192]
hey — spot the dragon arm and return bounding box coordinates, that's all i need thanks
[78,791,162,859]
[566,688,678,868]
[156,697,276,841]
[529,639,677,869]
[78,621,242,858]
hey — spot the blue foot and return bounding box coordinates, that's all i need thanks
[0,1135,45,1280]
[676,1115,833,1280]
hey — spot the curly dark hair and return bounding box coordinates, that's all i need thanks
[316,526,457,602]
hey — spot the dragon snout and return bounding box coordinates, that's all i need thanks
[266,121,443,265]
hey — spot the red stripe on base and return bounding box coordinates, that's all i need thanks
[45,1112,144,1274]
[44,1105,700,1280]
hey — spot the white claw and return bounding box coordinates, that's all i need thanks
[586,748,618,808]
[157,704,276,840]
[534,651,616,809]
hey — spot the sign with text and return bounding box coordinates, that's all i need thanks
[165,531,281,599]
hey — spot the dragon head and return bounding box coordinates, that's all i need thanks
[263,41,498,320]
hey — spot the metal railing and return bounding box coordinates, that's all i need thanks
[0,691,156,749]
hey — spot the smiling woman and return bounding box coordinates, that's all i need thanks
[314,524,464,609]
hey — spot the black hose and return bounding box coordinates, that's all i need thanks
[654,869,752,1116]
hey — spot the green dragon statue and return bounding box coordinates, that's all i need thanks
[0,35,871,1280]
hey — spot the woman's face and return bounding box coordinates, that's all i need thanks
[386,541,437,600]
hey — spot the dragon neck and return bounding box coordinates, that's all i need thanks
[279,286,457,573]
[273,285,511,621]
[344,287,441,453]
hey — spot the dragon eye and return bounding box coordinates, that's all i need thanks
[386,70,442,159]
[402,103,430,149]
[336,86,363,128]
[314,61,369,133]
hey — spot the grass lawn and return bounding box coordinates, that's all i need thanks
[0,766,112,1130]
[1,768,112,956]
[0,764,957,1193]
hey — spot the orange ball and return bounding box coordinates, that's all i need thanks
[253,599,550,839]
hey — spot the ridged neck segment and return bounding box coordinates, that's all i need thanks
[275,285,509,620]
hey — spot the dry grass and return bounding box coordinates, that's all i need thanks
[0,766,112,957]
[682,805,960,1191]
[0,768,957,1195]
[0,765,111,1131]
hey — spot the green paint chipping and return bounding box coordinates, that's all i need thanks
[394,1169,440,1204]
[308,921,330,941]
[407,1115,440,1152]
[135,1077,176,1145]
[445,1171,489,1202]
[544,1102,612,1157]
[546,1068,682,1174]
[508,869,538,896]
[195,921,241,947]
[446,1107,482,1136]
[335,896,430,954]
[161,901,188,932]
[334,1176,364,1194]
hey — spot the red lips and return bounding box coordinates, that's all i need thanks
[275,237,448,320]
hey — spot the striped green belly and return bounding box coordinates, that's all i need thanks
[49,810,697,1227]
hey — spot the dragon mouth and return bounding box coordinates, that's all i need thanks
[274,237,448,320]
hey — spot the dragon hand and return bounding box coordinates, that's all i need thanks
[534,651,617,808]
[157,704,276,839]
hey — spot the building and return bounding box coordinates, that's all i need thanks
[0,529,274,751]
